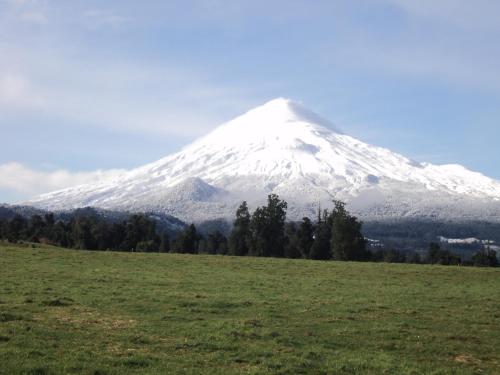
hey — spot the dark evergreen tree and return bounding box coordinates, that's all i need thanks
[197,237,207,253]
[248,206,267,256]
[406,251,422,264]
[123,215,157,251]
[110,222,126,250]
[284,222,301,258]
[228,201,251,256]
[135,240,158,252]
[297,217,314,258]
[92,221,112,250]
[426,242,461,265]
[27,215,45,242]
[44,213,55,227]
[42,213,55,241]
[0,219,5,239]
[6,215,27,242]
[51,221,70,248]
[173,224,199,253]
[206,230,227,255]
[310,217,331,260]
[471,248,499,267]
[218,240,228,255]
[71,218,94,250]
[330,201,368,261]
[439,251,461,265]
[159,232,170,253]
[382,249,405,263]
[265,193,288,257]
[248,194,287,257]
[427,242,441,264]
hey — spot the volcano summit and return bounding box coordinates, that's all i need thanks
[25,98,500,222]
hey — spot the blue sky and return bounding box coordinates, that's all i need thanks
[1,0,499,202]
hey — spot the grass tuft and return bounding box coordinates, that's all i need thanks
[24,367,49,375]
[122,358,150,368]
[0,312,23,322]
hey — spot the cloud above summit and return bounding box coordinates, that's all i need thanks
[0,162,127,202]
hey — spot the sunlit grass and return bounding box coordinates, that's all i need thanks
[0,242,499,374]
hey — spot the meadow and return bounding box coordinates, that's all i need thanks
[0,242,499,374]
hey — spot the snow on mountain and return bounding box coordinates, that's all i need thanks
[24,98,500,222]
[438,236,500,252]
[438,236,494,245]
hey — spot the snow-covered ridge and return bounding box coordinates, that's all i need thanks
[24,98,500,222]
[438,236,495,245]
[439,236,500,252]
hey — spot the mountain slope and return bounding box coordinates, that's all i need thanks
[25,98,500,222]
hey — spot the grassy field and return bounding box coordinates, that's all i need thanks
[0,242,499,374]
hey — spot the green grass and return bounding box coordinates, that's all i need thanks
[0,242,499,374]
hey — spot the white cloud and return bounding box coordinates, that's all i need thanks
[381,0,500,32]
[0,162,126,197]
[3,0,49,25]
[318,0,500,92]
[4,0,31,5]
[19,11,47,25]
[0,38,256,138]
[83,9,130,29]
[337,43,500,91]
[36,58,252,137]
[0,73,44,108]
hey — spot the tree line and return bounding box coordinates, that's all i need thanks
[0,212,166,252]
[0,194,497,267]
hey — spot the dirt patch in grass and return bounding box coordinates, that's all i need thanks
[40,306,137,331]
[454,353,481,365]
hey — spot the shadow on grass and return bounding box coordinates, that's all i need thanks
[0,312,24,322]
[40,298,74,307]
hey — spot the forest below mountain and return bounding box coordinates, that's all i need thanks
[1,195,498,268]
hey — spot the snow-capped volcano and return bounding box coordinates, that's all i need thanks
[25,98,500,222]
